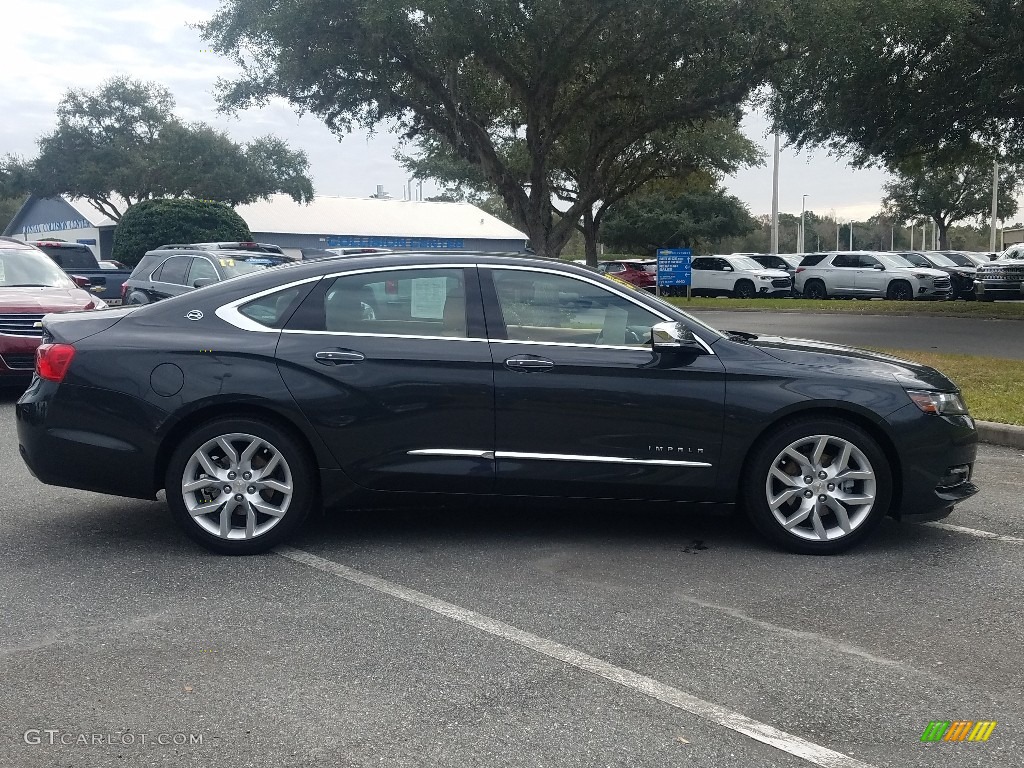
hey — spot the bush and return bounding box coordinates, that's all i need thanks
[112,198,251,266]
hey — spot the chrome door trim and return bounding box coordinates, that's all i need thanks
[407,449,496,459]
[496,451,712,468]
[406,449,711,468]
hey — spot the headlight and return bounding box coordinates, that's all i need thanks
[758,275,772,280]
[910,272,930,279]
[907,391,968,415]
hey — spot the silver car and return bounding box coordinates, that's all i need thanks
[795,252,950,300]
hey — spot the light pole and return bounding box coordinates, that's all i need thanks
[990,158,1000,252]
[771,133,780,255]
[800,194,808,254]
[849,220,853,250]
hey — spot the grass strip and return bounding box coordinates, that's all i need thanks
[868,348,1024,426]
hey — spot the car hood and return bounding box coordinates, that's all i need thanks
[0,287,99,311]
[749,336,957,390]
[889,266,947,278]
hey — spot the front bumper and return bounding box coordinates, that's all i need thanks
[884,403,978,519]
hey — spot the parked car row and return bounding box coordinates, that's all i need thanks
[599,248,1022,302]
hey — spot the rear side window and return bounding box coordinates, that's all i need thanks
[239,287,303,327]
[799,255,827,266]
[153,256,192,285]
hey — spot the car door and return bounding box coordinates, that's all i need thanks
[854,254,887,295]
[707,257,734,293]
[147,255,194,301]
[482,266,726,500]
[828,254,858,293]
[689,257,712,294]
[274,265,495,493]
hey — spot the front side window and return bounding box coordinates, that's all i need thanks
[188,258,219,285]
[857,255,881,268]
[491,270,660,347]
[291,268,470,337]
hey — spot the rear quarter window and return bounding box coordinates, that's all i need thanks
[799,255,827,266]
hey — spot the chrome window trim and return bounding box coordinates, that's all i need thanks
[406,448,712,468]
[485,264,716,355]
[215,261,715,354]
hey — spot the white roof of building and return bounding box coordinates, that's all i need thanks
[64,197,120,228]
[236,195,527,241]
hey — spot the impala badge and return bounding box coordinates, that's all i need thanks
[185,310,204,321]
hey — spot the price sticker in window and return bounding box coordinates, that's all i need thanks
[218,258,235,267]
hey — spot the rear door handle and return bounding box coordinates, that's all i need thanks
[504,355,555,372]
[315,349,365,365]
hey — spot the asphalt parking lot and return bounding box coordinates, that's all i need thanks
[1,391,1021,768]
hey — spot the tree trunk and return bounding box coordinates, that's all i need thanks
[582,208,599,267]
[936,219,949,250]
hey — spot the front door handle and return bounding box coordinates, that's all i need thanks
[504,355,555,372]
[315,349,365,365]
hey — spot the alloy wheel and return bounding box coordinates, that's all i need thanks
[764,434,876,542]
[180,432,293,540]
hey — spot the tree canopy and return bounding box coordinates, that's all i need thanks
[112,199,252,266]
[767,0,1024,164]
[9,76,314,221]
[882,145,1021,248]
[202,0,800,257]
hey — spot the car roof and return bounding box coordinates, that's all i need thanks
[0,236,38,250]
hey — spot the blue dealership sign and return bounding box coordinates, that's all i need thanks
[656,248,692,287]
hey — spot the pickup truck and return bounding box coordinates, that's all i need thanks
[27,240,132,306]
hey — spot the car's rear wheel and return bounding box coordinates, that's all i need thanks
[742,418,892,555]
[886,280,914,301]
[165,418,314,555]
[733,279,756,299]
[803,279,828,300]
[126,291,149,305]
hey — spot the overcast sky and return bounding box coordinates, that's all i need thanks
[3,0,1012,223]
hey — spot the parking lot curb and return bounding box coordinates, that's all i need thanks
[977,420,1024,449]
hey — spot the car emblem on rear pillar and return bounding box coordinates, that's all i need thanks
[185,310,204,321]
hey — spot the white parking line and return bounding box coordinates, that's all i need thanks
[277,546,877,768]
[923,521,1024,543]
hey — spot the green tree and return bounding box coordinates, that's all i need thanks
[0,195,25,230]
[400,120,762,264]
[767,0,1024,164]
[19,76,314,222]
[601,185,754,254]
[203,0,797,258]
[882,146,1021,249]
[112,199,252,266]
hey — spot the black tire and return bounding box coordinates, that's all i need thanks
[164,417,315,555]
[733,279,756,299]
[886,280,914,301]
[803,280,828,300]
[741,417,892,555]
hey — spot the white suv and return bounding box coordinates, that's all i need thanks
[794,252,951,300]
[688,255,791,298]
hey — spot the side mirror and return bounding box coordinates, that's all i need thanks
[651,321,704,352]
[873,264,885,270]
[192,277,217,289]
[70,274,91,288]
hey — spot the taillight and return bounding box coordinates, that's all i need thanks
[36,343,76,382]
[121,281,129,301]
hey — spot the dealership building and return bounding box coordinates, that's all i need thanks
[3,194,529,259]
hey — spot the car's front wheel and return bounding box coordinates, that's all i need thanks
[886,280,914,301]
[733,279,756,299]
[165,418,315,555]
[742,418,892,554]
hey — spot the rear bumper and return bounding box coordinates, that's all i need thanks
[17,379,162,499]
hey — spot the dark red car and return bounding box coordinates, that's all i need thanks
[597,259,657,290]
[0,238,107,380]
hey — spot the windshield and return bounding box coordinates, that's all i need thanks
[727,256,766,271]
[940,253,974,267]
[923,252,957,267]
[0,248,76,288]
[878,253,919,269]
[215,257,267,278]
[997,249,1024,262]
